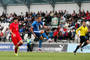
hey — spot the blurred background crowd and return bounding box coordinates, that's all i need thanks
[0,10,90,43]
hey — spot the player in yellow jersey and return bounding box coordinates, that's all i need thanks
[74,21,90,54]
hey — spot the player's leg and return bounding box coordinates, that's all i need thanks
[81,42,87,49]
[11,36,18,56]
[15,37,23,55]
[27,43,30,52]
[16,40,23,47]
[86,40,90,44]
[34,32,43,51]
[74,36,83,54]
[81,36,90,51]
[81,40,90,51]
[42,32,52,42]
[38,36,43,50]
[74,43,82,53]
[42,32,48,40]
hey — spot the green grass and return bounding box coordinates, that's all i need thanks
[0,52,90,60]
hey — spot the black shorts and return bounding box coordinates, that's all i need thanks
[80,36,88,43]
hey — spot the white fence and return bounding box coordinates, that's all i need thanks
[0,3,90,15]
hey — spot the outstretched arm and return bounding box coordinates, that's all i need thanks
[30,27,36,38]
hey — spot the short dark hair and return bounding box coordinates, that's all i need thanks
[82,20,86,22]
[13,17,18,21]
[36,15,41,19]
[81,20,86,24]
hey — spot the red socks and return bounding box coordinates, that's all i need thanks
[15,43,23,53]
[15,47,18,53]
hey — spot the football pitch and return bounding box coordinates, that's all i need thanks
[0,52,90,60]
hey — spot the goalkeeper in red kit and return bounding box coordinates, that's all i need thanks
[9,17,23,56]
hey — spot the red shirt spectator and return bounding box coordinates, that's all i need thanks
[86,11,89,17]
[63,28,67,32]
[75,23,80,29]
[57,25,61,32]
[86,16,90,20]
[85,14,90,20]
[0,31,3,37]
[53,29,58,37]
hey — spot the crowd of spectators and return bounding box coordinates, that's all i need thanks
[0,10,90,42]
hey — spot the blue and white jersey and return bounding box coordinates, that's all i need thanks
[31,21,43,33]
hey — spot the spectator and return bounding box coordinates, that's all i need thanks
[0,30,3,41]
[51,15,59,26]
[53,29,58,42]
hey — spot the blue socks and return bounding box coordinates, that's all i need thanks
[39,40,42,48]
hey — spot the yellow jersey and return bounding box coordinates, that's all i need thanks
[76,26,88,36]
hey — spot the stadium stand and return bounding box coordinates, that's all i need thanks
[0,0,90,43]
